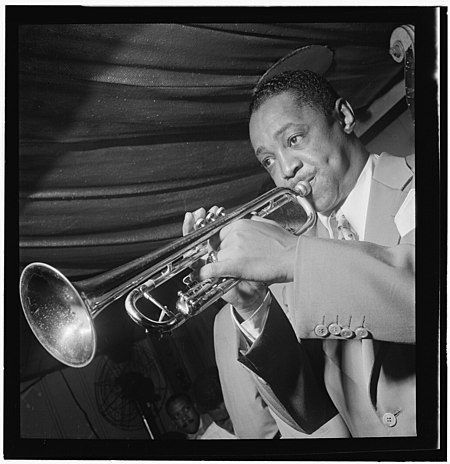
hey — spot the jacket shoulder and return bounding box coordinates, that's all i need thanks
[374,152,415,189]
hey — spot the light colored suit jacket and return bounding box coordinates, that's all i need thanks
[214,301,349,438]
[216,153,415,438]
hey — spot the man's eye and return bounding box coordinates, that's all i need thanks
[261,157,274,169]
[289,135,303,147]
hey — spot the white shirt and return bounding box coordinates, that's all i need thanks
[318,153,375,241]
[200,421,237,439]
[187,414,237,439]
[231,290,271,343]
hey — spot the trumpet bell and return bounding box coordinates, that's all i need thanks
[20,262,96,368]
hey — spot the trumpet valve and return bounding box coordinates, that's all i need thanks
[196,208,226,229]
[195,217,206,229]
[176,291,193,316]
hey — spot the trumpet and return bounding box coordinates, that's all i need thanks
[19,185,316,368]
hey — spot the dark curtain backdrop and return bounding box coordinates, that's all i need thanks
[19,23,404,277]
[17,22,405,380]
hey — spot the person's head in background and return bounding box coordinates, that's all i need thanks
[193,366,234,435]
[165,393,200,435]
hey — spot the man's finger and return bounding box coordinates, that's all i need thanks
[191,261,230,282]
[182,212,195,236]
[250,215,281,227]
[206,206,220,217]
[193,208,207,230]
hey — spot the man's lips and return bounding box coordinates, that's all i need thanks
[292,175,315,188]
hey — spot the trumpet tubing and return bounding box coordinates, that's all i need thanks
[19,186,316,368]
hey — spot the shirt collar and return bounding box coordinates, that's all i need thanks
[317,154,375,240]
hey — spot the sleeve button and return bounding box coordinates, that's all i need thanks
[340,327,354,339]
[314,324,329,337]
[355,327,369,339]
[328,323,342,336]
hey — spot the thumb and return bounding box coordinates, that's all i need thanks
[250,215,280,227]
[194,261,236,282]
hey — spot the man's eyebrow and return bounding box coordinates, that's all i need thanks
[274,122,301,139]
[254,122,302,158]
[255,146,267,158]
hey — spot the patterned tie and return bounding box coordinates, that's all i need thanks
[332,213,358,241]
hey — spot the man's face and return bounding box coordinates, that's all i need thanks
[207,401,234,435]
[249,91,353,215]
[167,397,200,434]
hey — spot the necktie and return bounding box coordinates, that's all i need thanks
[332,213,358,241]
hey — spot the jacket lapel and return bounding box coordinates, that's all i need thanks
[365,182,403,246]
[365,153,414,246]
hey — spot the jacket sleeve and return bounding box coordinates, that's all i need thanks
[292,236,415,344]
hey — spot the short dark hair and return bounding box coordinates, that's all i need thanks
[249,70,339,118]
[165,392,193,416]
[192,367,224,413]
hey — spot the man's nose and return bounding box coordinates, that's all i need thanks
[278,149,302,179]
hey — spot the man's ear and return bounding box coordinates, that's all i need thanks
[334,98,356,134]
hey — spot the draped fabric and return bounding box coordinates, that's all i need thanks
[18,23,403,277]
[16,22,406,380]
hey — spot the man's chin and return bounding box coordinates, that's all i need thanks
[183,422,199,434]
[312,197,334,216]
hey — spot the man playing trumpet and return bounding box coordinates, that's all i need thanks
[183,70,415,438]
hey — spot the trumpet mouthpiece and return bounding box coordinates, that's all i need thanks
[294,181,311,197]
